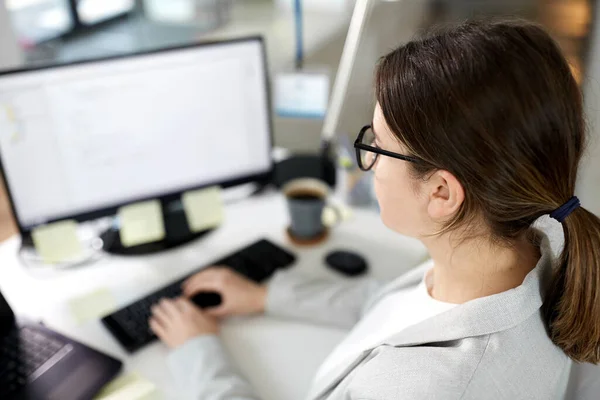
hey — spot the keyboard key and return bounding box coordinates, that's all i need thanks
[16,365,28,376]
[47,342,63,353]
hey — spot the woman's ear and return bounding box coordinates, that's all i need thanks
[426,170,465,220]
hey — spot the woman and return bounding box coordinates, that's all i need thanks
[148,19,600,399]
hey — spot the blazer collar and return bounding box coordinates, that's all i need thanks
[386,232,551,346]
[310,232,553,399]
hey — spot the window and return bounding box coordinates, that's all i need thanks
[6,0,135,44]
[7,0,74,43]
[76,0,134,25]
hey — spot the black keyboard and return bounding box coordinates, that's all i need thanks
[102,239,296,353]
[0,327,66,398]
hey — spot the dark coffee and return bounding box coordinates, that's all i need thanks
[288,190,323,202]
[283,179,331,240]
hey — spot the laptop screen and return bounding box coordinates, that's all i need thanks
[0,290,15,335]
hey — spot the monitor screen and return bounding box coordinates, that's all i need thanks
[0,39,272,230]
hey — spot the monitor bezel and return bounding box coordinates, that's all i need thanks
[0,36,274,235]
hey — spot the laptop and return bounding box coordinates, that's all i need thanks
[0,290,122,400]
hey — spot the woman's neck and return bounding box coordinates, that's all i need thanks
[422,232,540,304]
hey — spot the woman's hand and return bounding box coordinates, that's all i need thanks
[182,267,267,318]
[149,297,218,349]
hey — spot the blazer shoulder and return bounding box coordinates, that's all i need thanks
[347,336,490,400]
[462,312,571,400]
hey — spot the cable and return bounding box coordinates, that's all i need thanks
[294,0,304,70]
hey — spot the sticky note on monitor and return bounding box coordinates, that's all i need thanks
[118,200,165,247]
[69,288,117,325]
[31,220,83,264]
[182,186,224,233]
[94,372,159,400]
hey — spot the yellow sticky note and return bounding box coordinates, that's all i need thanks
[182,186,224,233]
[94,372,160,400]
[31,220,83,264]
[5,104,16,122]
[69,288,117,325]
[118,200,165,247]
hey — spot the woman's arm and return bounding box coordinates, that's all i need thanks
[154,272,383,400]
[151,297,260,400]
[182,267,382,329]
[265,270,381,329]
[168,335,260,400]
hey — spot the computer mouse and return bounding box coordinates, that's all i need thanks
[325,251,368,277]
[190,291,222,309]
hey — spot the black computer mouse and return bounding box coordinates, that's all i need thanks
[190,292,222,309]
[325,251,368,277]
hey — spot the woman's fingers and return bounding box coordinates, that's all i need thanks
[149,317,167,338]
[149,297,221,348]
[160,298,181,317]
[151,298,181,328]
[181,268,265,318]
[151,302,170,325]
[175,297,194,313]
[182,268,226,296]
[182,280,218,297]
[203,304,228,318]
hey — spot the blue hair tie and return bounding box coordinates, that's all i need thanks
[550,196,581,223]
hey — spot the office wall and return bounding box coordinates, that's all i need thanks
[0,2,23,70]
[580,4,600,216]
[275,0,431,152]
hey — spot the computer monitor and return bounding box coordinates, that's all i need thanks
[0,37,273,246]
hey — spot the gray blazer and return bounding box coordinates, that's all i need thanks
[168,233,571,399]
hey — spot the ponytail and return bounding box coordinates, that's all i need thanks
[543,207,600,363]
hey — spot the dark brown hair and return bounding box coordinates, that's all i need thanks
[375,19,600,363]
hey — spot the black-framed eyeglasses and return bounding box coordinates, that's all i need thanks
[354,125,424,171]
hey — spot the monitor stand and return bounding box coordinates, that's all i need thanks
[101,199,214,256]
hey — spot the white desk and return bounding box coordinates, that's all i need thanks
[0,192,427,400]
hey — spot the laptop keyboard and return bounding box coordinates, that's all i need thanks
[0,326,66,398]
[102,239,296,353]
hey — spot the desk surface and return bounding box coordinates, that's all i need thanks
[0,192,427,400]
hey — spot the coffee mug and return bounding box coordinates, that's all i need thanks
[282,178,341,240]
